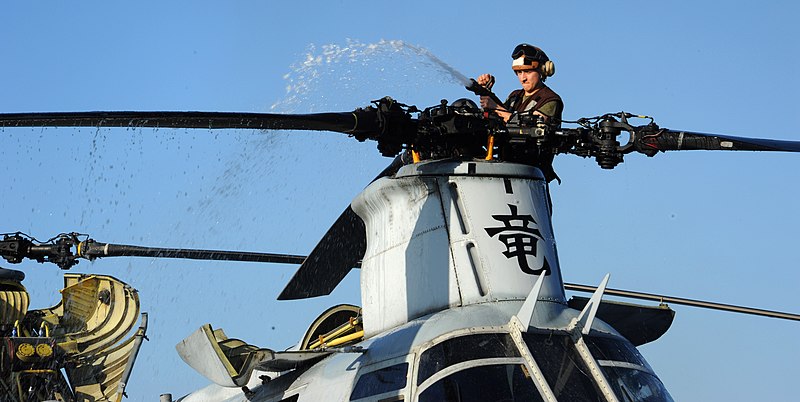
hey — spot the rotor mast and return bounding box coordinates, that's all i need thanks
[352,160,566,336]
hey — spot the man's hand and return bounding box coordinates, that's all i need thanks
[476,74,495,90]
[476,73,511,121]
[480,95,498,110]
[477,74,497,109]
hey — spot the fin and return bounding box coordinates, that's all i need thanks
[278,157,404,300]
[566,296,675,346]
[515,271,548,328]
[573,273,610,335]
[278,206,365,300]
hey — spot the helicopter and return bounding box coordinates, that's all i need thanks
[1,77,799,401]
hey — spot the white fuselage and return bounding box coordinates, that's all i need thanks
[354,160,567,336]
[176,161,673,402]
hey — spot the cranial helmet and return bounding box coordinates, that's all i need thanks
[511,43,555,78]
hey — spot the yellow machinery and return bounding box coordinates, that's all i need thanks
[300,304,363,350]
[0,270,147,402]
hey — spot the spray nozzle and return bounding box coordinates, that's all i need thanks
[465,79,505,108]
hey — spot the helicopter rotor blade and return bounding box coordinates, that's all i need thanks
[565,282,800,322]
[638,129,800,153]
[80,241,307,265]
[278,156,406,300]
[7,232,800,321]
[0,111,379,135]
[0,232,306,270]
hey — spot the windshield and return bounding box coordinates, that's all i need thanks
[415,331,673,402]
[584,336,674,402]
[417,333,520,385]
[416,333,541,402]
[417,363,542,402]
[522,333,604,401]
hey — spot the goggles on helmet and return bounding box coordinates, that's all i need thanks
[511,43,548,71]
[512,44,539,60]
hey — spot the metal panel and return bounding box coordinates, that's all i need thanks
[355,175,459,337]
[354,161,567,337]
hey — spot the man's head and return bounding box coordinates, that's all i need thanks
[511,43,555,82]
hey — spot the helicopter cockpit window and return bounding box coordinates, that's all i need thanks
[416,333,542,402]
[349,362,409,401]
[522,332,603,401]
[417,333,519,385]
[417,363,542,402]
[584,336,675,402]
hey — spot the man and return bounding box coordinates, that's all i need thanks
[477,43,563,126]
[477,43,564,183]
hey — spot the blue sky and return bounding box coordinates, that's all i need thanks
[2,1,799,401]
